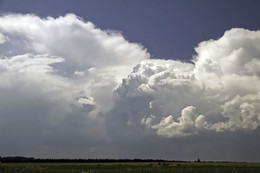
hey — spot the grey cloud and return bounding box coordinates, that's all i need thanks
[0,32,7,44]
[0,14,149,158]
[0,13,260,161]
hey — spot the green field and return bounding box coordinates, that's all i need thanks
[1,162,260,173]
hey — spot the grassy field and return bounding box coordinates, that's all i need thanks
[1,162,260,173]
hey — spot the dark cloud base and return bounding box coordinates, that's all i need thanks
[0,14,259,162]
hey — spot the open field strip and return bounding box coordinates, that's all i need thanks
[1,162,260,173]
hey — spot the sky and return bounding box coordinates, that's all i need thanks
[0,0,260,162]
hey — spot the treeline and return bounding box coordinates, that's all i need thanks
[0,156,181,163]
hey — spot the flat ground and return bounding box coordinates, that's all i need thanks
[1,162,260,173]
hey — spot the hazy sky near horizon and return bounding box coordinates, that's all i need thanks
[0,0,260,162]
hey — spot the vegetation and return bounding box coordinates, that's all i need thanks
[1,161,260,173]
[0,157,170,163]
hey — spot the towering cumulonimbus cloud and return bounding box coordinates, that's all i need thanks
[0,13,149,115]
[0,13,260,159]
[115,28,260,137]
[0,13,149,157]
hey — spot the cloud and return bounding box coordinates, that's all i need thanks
[0,13,260,161]
[192,28,260,132]
[0,13,149,79]
[0,13,149,157]
[0,32,7,44]
[151,106,202,137]
[114,28,260,138]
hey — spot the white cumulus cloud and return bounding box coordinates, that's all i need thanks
[152,106,203,137]
[114,28,260,138]
[0,13,260,160]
